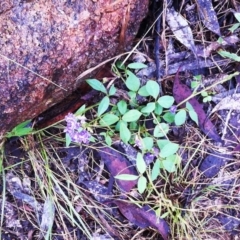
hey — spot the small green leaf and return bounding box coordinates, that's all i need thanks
[105,135,112,146]
[157,95,174,108]
[146,80,160,99]
[157,139,169,150]
[6,120,33,138]
[122,110,142,122]
[162,155,178,173]
[116,61,126,70]
[141,102,156,113]
[138,85,150,97]
[201,91,208,97]
[233,12,240,23]
[126,70,140,91]
[98,96,110,116]
[127,62,147,69]
[142,137,153,151]
[117,100,127,115]
[136,152,147,174]
[174,109,187,126]
[66,133,71,147]
[154,103,163,115]
[189,110,199,125]
[153,123,169,137]
[151,159,160,181]
[75,104,86,116]
[99,114,119,126]
[86,79,107,94]
[229,23,240,33]
[120,121,131,143]
[186,102,194,111]
[191,81,200,89]
[160,142,179,158]
[138,176,147,194]
[115,174,139,180]
[109,84,116,96]
[218,50,240,62]
[163,112,175,123]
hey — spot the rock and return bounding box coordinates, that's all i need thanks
[0,0,149,138]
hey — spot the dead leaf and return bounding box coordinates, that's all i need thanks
[114,200,170,240]
[211,93,240,113]
[166,7,196,55]
[196,0,221,36]
[173,69,221,141]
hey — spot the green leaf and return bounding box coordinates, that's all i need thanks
[138,176,147,194]
[105,135,112,146]
[154,103,163,115]
[142,137,153,151]
[98,96,110,116]
[6,120,33,138]
[229,23,240,33]
[138,85,150,97]
[163,112,175,123]
[126,70,140,91]
[233,12,240,23]
[115,174,139,180]
[153,123,169,137]
[162,155,178,173]
[174,109,187,126]
[66,133,71,147]
[201,91,208,97]
[99,114,119,126]
[186,102,194,111]
[117,100,127,115]
[146,80,160,99]
[218,50,240,62]
[122,110,142,122]
[141,102,155,113]
[109,84,116,96]
[86,79,107,94]
[75,104,86,116]
[120,121,131,143]
[157,95,174,108]
[189,110,198,126]
[151,159,160,181]
[157,139,170,150]
[116,61,126,70]
[136,152,147,174]
[160,142,179,158]
[127,62,147,69]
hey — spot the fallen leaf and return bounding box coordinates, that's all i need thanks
[166,7,196,56]
[211,93,240,114]
[114,200,170,240]
[173,68,221,141]
[196,0,221,36]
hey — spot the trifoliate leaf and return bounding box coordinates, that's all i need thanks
[174,109,187,126]
[153,123,169,137]
[146,80,160,99]
[126,70,140,92]
[98,96,110,116]
[127,62,147,69]
[138,176,147,194]
[160,142,179,158]
[141,102,156,113]
[86,79,107,94]
[158,95,174,108]
[122,110,142,122]
[117,100,127,115]
[136,152,147,174]
[99,114,119,126]
[120,121,131,143]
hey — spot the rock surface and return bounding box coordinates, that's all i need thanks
[0,0,149,138]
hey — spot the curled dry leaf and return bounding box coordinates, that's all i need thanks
[211,93,240,114]
[166,7,196,56]
[173,69,221,141]
[196,0,221,36]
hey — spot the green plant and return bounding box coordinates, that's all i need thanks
[66,61,199,194]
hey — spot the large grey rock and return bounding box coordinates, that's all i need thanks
[0,0,149,138]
